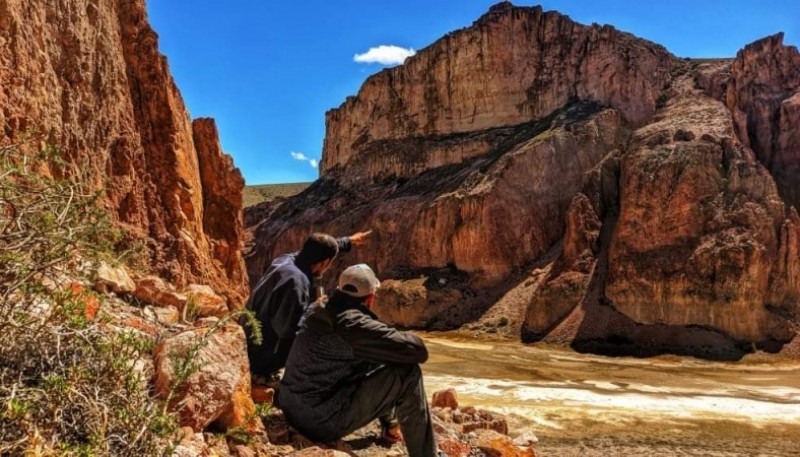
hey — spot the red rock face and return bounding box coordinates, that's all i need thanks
[250,105,624,331]
[525,72,800,358]
[0,0,247,304]
[248,4,800,357]
[719,34,800,207]
[321,2,672,183]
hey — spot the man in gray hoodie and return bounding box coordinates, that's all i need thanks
[277,264,437,457]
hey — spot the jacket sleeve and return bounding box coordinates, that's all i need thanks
[338,311,428,364]
[336,237,352,253]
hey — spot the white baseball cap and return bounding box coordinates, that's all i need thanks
[338,264,381,297]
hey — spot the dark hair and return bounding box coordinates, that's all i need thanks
[296,233,339,265]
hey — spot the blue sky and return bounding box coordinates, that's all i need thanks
[147,1,799,185]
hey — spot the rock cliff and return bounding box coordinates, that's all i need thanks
[0,0,247,304]
[247,3,800,358]
[321,2,672,183]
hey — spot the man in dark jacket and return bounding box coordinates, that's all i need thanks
[242,231,370,379]
[277,264,438,457]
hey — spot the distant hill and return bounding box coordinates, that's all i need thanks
[243,183,311,207]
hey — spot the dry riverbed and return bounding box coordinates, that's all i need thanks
[421,333,800,456]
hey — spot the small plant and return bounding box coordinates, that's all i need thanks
[225,426,253,445]
[181,294,200,323]
[254,402,274,420]
[0,135,176,455]
[656,92,669,109]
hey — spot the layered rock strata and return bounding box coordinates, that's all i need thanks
[247,3,800,357]
[0,0,247,305]
[321,2,672,183]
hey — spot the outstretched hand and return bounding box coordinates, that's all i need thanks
[349,230,373,247]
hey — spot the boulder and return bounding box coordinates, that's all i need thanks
[133,276,187,310]
[184,284,228,318]
[153,324,261,433]
[512,432,539,447]
[95,262,136,294]
[475,429,535,457]
[438,437,472,457]
[288,448,350,457]
[144,305,181,326]
[432,388,459,410]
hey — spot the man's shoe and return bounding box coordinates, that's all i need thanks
[380,423,403,445]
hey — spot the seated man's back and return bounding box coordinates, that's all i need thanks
[277,264,437,457]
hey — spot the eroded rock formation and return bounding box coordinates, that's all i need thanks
[247,3,800,358]
[321,2,672,182]
[0,0,247,305]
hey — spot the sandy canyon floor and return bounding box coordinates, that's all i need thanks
[417,334,800,457]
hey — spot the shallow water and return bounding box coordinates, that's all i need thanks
[420,333,800,455]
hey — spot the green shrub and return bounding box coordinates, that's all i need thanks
[0,137,175,455]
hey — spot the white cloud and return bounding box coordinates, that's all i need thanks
[354,45,416,65]
[290,151,319,169]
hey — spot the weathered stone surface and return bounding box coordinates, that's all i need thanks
[133,276,187,310]
[288,447,349,457]
[434,405,509,436]
[144,305,181,326]
[432,388,459,410]
[322,3,671,183]
[512,433,539,447]
[606,94,788,342]
[153,324,260,433]
[184,284,228,318]
[249,106,624,329]
[439,438,471,457]
[474,429,535,457]
[0,0,247,303]
[524,79,800,357]
[171,430,208,457]
[375,278,463,328]
[95,262,136,295]
[246,3,800,357]
[721,34,800,208]
[193,118,248,307]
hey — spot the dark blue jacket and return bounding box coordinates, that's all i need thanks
[242,237,351,376]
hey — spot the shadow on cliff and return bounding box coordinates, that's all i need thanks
[524,210,791,361]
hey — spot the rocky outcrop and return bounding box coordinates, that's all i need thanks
[321,2,671,183]
[0,0,247,305]
[250,104,624,326]
[153,324,261,433]
[719,34,800,208]
[524,75,800,358]
[194,119,248,306]
[247,3,800,357]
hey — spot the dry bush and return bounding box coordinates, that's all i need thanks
[0,138,175,456]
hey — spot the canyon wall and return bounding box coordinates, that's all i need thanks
[321,2,672,183]
[247,3,800,358]
[0,0,247,304]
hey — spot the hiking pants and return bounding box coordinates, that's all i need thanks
[339,363,437,457]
